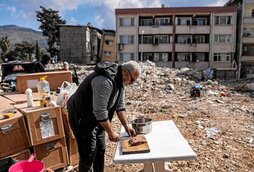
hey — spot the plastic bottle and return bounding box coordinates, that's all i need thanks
[25,88,34,107]
[37,76,50,99]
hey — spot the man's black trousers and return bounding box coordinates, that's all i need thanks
[68,109,105,172]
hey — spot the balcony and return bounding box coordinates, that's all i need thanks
[175,44,209,52]
[243,36,254,43]
[245,0,254,4]
[212,44,234,52]
[175,25,210,34]
[139,44,172,52]
[244,18,254,24]
[213,25,234,34]
[139,26,173,34]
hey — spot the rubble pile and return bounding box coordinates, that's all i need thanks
[95,62,253,172]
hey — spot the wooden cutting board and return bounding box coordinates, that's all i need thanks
[121,135,150,155]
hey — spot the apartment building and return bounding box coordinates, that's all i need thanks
[226,0,254,78]
[99,29,116,62]
[59,25,101,64]
[115,6,238,72]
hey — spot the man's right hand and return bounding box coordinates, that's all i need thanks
[108,131,120,142]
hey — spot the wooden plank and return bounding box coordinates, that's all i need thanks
[3,92,40,104]
[121,135,150,155]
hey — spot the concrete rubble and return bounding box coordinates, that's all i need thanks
[65,62,253,171]
[1,61,254,171]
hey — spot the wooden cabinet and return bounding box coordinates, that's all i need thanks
[14,103,65,145]
[0,111,30,158]
[33,138,68,170]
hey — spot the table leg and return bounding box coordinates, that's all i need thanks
[143,162,169,172]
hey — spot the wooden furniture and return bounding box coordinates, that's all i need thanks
[14,102,65,146]
[16,71,72,93]
[0,96,30,158]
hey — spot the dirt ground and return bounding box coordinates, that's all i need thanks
[100,65,254,172]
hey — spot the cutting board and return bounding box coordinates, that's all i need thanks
[121,135,150,155]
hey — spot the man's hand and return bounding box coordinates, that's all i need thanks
[108,131,120,142]
[124,125,136,137]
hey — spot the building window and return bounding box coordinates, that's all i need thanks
[154,35,170,44]
[193,53,205,62]
[177,35,192,44]
[141,35,153,44]
[142,53,153,61]
[119,18,134,26]
[213,53,231,61]
[214,34,231,43]
[244,28,254,37]
[215,16,231,25]
[105,40,113,45]
[177,17,192,25]
[104,51,112,56]
[140,19,153,26]
[119,35,134,44]
[242,44,254,56]
[154,53,168,61]
[193,18,207,25]
[193,35,205,43]
[120,53,134,61]
[155,18,170,26]
[177,53,192,62]
[252,9,254,18]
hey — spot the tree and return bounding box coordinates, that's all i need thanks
[14,41,36,61]
[35,40,41,61]
[36,6,66,62]
[0,36,11,62]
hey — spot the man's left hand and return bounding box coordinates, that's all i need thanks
[124,126,136,137]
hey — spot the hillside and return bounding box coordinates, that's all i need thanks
[0,25,47,49]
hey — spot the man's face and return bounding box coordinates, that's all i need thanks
[122,69,139,86]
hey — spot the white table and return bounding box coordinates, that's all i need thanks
[113,120,197,172]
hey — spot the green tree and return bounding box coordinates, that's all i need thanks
[0,36,11,62]
[35,40,41,61]
[36,6,66,61]
[14,41,36,61]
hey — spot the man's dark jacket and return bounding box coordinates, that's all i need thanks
[67,62,124,130]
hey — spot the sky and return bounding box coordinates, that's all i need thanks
[0,0,229,31]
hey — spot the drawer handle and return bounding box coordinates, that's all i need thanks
[1,124,12,134]
[46,142,55,151]
[40,113,50,121]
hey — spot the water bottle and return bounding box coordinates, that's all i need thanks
[25,88,34,107]
[37,76,50,99]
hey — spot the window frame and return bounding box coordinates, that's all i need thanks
[155,18,170,26]
[213,53,231,62]
[215,16,231,25]
[119,35,134,44]
[141,19,153,26]
[214,34,232,43]
[119,17,134,26]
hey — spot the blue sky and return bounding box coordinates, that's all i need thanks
[0,0,228,31]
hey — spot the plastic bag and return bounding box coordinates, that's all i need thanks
[56,81,78,107]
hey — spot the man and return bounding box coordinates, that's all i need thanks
[67,61,141,172]
[35,54,51,72]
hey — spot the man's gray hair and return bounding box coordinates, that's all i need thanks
[122,61,141,75]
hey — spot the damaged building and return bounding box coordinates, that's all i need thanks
[115,6,238,79]
[225,0,254,78]
[59,25,102,64]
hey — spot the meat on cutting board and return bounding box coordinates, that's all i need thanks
[128,135,147,146]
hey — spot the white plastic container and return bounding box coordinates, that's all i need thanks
[37,76,50,99]
[25,88,34,107]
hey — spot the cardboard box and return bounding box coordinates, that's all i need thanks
[66,136,79,166]
[0,149,30,162]
[33,138,68,170]
[16,71,72,93]
[0,110,30,158]
[14,102,65,146]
